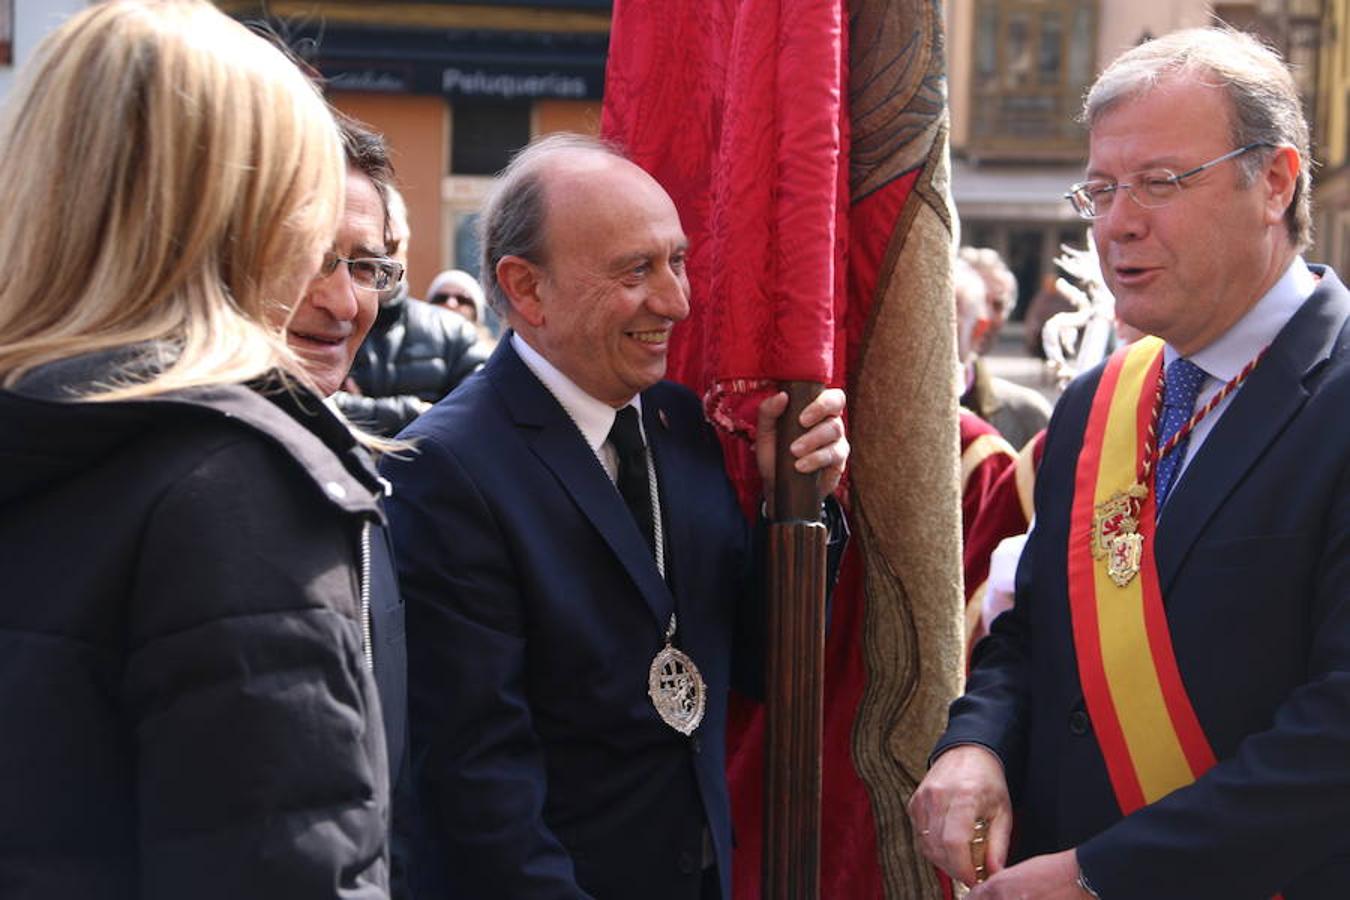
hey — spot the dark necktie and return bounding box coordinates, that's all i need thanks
[1154,357,1207,509]
[608,405,656,556]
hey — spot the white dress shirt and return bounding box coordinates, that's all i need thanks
[1162,256,1315,484]
[511,332,646,484]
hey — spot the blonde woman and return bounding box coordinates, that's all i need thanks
[0,2,389,897]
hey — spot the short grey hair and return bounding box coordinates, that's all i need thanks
[1082,27,1312,250]
[959,245,1018,313]
[479,132,628,318]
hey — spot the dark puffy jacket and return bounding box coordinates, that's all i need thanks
[0,351,390,900]
[335,289,488,436]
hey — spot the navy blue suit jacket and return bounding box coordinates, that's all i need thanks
[937,268,1350,898]
[381,339,759,900]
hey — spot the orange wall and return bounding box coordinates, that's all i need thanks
[533,100,603,137]
[331,93,448,298]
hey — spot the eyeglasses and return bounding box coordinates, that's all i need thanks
[317,251,405,292]
[1064,142,1274,221]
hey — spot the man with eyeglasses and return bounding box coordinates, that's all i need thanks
[334,187,489,438]
[285,114,414,896]
[911,28,1350,899]
[287,130,405,399]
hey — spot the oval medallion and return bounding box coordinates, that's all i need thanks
[648,644,706,736]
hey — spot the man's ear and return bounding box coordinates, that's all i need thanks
[1260,144,1301,229]
[496,255,546,328]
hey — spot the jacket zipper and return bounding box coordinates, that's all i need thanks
[360,521,374,672]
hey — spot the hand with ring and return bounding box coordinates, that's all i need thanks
[907,744,1013,886]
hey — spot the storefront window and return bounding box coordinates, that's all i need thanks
[451,102,531,176]
[969,0,1097,158]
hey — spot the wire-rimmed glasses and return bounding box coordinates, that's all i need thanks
[1064,142,1275,220]
[317,251,405,292]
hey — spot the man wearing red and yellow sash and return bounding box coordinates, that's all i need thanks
[910,28,1350,899]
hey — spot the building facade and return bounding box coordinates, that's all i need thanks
[218,0,609,314]
[1312,0,1350,271]
[3,2,1342,299]
[945,0,1215,317]
[947,0,1349,310]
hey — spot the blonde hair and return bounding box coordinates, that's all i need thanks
[0,0,343,398]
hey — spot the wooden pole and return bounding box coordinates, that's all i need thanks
[763,380,828,900]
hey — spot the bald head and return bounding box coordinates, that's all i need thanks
[483,133,690,406]
[479,134,634,320]
[533,149,682,274]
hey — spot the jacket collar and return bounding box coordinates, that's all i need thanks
[485,337,677,629]
[9,346,384,520]
[1156,266,1349,592]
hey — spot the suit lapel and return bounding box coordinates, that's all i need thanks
[1156,273,1350,593]
[487,339,675,629]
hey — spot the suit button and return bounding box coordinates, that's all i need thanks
[1069,709,1091,736]
[678,850,698,874]
[691,735,702,754]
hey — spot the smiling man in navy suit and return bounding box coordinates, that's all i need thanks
[381,133,848,900]
[910,28,1350,900]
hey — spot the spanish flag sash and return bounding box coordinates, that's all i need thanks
[1067,337,1218,814]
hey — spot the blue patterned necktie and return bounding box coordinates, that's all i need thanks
[1154,357,1208,509]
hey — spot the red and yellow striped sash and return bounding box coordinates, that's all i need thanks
[1067,337,1217,813]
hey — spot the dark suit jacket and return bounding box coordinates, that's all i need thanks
[381,339,760,900]
[937,268,1350,898]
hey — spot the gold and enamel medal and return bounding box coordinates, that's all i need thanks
[1091,482,1147,587]
[1086,343,1267,589]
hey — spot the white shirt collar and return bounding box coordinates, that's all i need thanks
[510,332,642,463]
[1167,256,1315,379]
